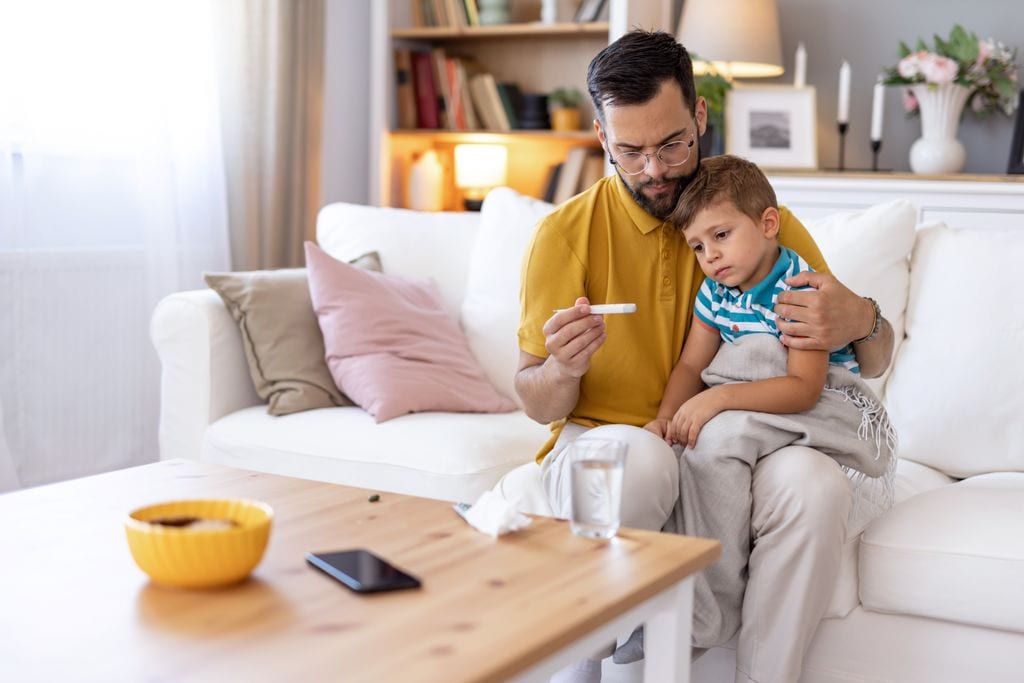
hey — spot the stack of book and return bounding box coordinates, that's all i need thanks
[394,47,523,132]
[412,0,481,28]
[544,147,606,204]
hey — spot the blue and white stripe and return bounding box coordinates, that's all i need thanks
[694,246,859,373]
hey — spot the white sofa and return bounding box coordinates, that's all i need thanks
[152,186,1024,682]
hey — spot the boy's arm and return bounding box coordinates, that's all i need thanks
[671,346,828,447]
[713,347,828,414]
[645,318,720,438]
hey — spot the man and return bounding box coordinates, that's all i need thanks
[515,31,893,683]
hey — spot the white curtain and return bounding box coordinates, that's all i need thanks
[0,1,230,488]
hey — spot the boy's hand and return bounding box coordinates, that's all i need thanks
[642,418,673,444]
[670,388,726,449]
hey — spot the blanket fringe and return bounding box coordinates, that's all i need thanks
[823,385,899,525]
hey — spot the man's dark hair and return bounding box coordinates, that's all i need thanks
[669,155,778,232]
[587,30,697,123]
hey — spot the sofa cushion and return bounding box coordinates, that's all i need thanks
[202,406,550,502]
[316,202,479,322]
[461,188,555,406]
[885,225,1024,477]
[802,199,917,397]
[203,254,380,416]
[305,243,515,423]
[859,473,1024,632]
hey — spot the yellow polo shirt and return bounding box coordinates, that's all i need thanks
[518,174,829,462]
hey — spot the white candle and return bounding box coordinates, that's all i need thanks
[870,82,885,141]
[794,43,807,88]
[837,60,851,124]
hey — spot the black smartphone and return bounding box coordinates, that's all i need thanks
[306,549,422,593]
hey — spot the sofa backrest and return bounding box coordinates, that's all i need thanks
[883,224,1024,478]
[316,202,479,321]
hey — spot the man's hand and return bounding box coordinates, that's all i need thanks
[669,388,725,449]
[543,296,606,379]
[775,271,874,351]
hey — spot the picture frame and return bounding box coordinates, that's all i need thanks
[573,0,607,23]
[725,85,818,170]
[1007,91,1024,174]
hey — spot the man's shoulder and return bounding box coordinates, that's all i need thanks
[540,175,617,230]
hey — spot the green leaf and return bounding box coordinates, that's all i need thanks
[898,41,911,58]
[915,38,928,53]
[993,75,1017,100]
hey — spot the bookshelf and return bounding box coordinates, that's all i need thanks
[370,0,674,211]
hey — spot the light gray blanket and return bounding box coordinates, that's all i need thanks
[662,333,897,648]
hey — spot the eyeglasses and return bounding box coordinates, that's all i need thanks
[610,134,696,176]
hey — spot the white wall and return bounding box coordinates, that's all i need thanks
[772,0,1024,174]
[321,0,371,207]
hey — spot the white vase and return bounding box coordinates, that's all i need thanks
[908,83,970,174]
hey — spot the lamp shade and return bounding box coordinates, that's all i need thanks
[454,144,508,189]
[677,0,784,79]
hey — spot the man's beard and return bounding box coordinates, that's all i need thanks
[619,146,702,220]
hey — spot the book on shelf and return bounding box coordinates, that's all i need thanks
[468,73,511,131]
[452,59,481,130]
[543,163,563,203]
[394,49,418,129]
[495,82,522,130]
[412,0,478,27]
[551,148,605,204]
[553,147,590,204]
[578,151,606,192]
[430,48,455,129]
[410,50,440,129]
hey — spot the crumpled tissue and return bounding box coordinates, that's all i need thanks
[453,491,532,538]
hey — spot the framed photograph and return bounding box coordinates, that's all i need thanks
[726,85,818,170]
[1008,91,1024,174]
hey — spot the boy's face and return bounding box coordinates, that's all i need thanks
[682,201,781,292]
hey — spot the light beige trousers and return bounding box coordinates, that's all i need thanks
[541,423,852,683]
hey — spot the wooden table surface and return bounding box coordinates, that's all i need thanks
[0,460,719,682]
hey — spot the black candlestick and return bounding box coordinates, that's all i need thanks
[837,122,849,172]
[870,139,881,172]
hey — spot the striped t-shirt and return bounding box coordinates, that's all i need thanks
[693,246,859,373]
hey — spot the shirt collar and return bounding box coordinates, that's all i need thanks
[731,246,791,310]
[611,173,665,235]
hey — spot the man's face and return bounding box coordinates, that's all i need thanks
[595,80,707,220]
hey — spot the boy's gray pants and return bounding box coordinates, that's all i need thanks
[542,421,852,683]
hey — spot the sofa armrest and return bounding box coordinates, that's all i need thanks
[150,289,261,461]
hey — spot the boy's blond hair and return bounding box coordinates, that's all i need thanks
[669,155,778,232]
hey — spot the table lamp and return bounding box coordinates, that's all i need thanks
[676,0,784,81]
[454,143,507,211]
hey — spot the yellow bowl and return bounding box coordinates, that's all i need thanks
[125,498,273,588]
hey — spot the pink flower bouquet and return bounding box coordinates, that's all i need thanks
[882,24,1019,117]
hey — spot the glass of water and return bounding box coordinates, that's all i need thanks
[568,438,627,539]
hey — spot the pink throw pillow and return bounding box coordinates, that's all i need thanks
[305,242,515,422]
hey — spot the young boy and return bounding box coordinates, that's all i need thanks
[636,154,897,652]
[644,154,859,447]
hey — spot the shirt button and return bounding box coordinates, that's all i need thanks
[662,277,671,286]
[662,250,670,259]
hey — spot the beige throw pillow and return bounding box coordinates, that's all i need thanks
[204,251,381,416]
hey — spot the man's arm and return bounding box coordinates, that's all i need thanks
[774,271,895,379]
[514,297,605,424]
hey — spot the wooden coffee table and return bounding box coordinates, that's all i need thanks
[0,460,718,682]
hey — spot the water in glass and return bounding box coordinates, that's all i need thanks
[569,439,626,539]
